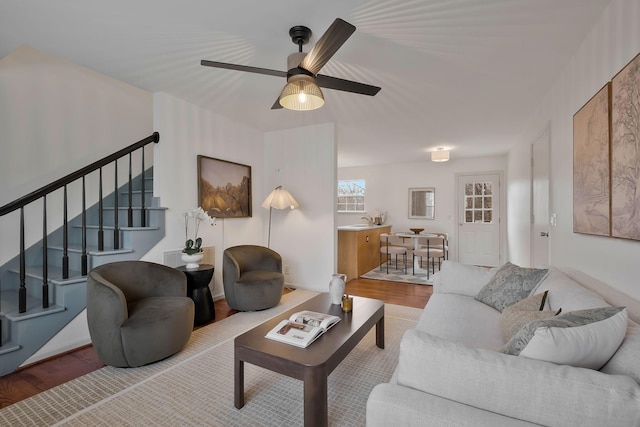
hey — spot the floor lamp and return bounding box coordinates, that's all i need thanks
[262,186,299,248]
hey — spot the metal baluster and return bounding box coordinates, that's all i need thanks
[114,160,119,250]
[19,207,26,313]
[42,195,49,308]
[141,148,146,227]
[81,176,87,276]
[98,168,104,251]
[62,185,69,279]
[127,153,133,227]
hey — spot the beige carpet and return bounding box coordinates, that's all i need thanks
[0,289,422,427]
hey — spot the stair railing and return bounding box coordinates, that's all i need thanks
[0,132,159,340]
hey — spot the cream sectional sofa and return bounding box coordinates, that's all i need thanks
[367,261,640,426]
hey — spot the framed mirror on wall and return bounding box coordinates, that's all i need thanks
[408,187,435,219]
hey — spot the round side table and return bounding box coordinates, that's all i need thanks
[176,264,215,326]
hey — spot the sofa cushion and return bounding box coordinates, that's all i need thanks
[367,383,537,427]
[475,262,549,312]
[501,307,628,369]
[416,293,504,350]
[600,325,640,384]
[501,291,558,341]
[532,268,609,312]
[397,329,640,427]
[434,260,498,296]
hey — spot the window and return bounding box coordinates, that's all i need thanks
[464,182,493,223]
[338,179,365,212]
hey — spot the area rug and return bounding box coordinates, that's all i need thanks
[0,289,422,427]
[361,261,438,285]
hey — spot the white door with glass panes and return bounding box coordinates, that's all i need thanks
[457,173,501,266]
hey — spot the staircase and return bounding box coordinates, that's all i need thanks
[0,133,165,376]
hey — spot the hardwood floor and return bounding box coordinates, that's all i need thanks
[0,278,431,409]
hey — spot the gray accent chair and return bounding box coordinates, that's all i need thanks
[87,261,194,368]
[223,245,285,311]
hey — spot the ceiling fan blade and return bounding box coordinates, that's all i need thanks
[271,98,283,110]
[201,60,287,78]
[316,74,381,96]
[300,18,355,75]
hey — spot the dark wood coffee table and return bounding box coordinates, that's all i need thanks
[234,292,384,427]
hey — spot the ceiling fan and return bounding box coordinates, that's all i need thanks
[201,18,381,111]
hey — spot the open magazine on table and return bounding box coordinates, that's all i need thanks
[265,310,341,348]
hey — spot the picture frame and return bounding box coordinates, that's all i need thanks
[611,52,640,240]
[408,187,435,219]
[572,83,610,237]
[197,155,252,218]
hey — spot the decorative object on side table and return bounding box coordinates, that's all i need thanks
[182,207,216,269]
[329,273,347,304]
[409,228,424,234]
[341,294,353,312]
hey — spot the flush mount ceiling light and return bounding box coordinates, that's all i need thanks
[431,148,450,162]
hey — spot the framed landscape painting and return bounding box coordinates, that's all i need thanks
[573,83,610,236]
[611,52,640,240]
[197,155,252,218]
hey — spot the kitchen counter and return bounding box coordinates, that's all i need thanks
[337,224,390,231]
[337,225,392,281]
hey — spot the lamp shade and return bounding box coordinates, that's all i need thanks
[431,148,450,162]
[262,186,300,210]
[278,75,324,111]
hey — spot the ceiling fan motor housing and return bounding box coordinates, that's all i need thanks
[289,26,311,48]
[287,52,311,77]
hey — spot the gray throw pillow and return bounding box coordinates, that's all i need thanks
[500,307,627,370]
[475,262,549,312]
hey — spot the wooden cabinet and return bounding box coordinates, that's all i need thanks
[338,226,391,281]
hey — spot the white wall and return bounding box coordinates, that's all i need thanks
[339,155,508,261]
[0,46,153,365]
[507,133,536,267]
[144,92,265,299]
[2,46,338,364]
[264,123,337,292]
[510,0,640,299]
[0,46,153,265]
[21,90,272,365]
[148,96,338,295]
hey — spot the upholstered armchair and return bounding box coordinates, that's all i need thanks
[87,261,194,368]
[223,245,285,311]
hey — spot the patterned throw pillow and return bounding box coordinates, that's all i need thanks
[474,262,549,312]
[501,291,558,341]
[501,307,628,370]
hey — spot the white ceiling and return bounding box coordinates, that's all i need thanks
[0,0,612,167]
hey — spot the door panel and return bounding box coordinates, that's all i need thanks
[457,174,501,266]
[532,129,550,267]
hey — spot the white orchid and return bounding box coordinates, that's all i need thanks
[182,207,216,254]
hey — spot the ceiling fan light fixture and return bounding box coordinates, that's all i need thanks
[278,75,324,111]
[431,147,450,162]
